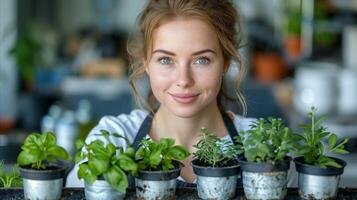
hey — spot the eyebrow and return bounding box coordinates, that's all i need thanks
[152,49,217,56]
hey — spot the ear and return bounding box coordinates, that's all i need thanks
[143,58,150,75]
[224,60,231,73]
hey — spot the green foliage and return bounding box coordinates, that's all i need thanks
[296,107,349,168]
[193,128,238,167]
[235,118,300,164]
[17,132,70,170]
[135,138,190,171]
[9,32,41,82]
[75,130,137,193]
[0,161,22,188]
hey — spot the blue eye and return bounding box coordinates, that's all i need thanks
[158,57,173,65]
[194,57,210,65]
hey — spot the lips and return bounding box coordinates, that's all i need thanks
[170,93,200,104]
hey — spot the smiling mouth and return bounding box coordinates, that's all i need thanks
[169,93,200,104]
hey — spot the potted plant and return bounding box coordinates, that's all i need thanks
[0,161,22,188]
[17,132,70,200]
[134,137,190,200]
[235,118,300,200]
[294,107,349,199]
[191,127,240,200]
[75,130,137,200]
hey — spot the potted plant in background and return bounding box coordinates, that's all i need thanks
[17,132,70,200]
[0,161,22,188]
[134,137,190,200]
[75,130,137,200]
[294,107,349,199]
[191,127,240,200]
[235,118,300,200]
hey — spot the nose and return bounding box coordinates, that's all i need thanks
[176,62,194,88]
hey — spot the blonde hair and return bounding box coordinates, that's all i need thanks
[127,0,247,115]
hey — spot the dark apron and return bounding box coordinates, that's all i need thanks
[128,111,242,188]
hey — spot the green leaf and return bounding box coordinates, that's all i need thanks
[328,134,337,150]
[23,133,41,146]
[118,154,138,175]
[74,151,86,164]
[159,138,175,150]
[17,151,38,166]
[100,130,110,139]
[103,166,128,193]
[332,149,349,154]
[125,147,135,158]
[162,158,174,171]
[88,156,109,176]
[41,132,56,146]
[78,163,96,184]
[168,146,190,160]
[107,143,116,155]
[47,146,70,160]
[135,147,145,160]
[149,149,162,168]
[75,139,85,150]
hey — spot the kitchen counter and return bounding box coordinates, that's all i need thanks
[1,188,357,199]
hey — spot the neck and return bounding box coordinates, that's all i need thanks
[150,103,227,146]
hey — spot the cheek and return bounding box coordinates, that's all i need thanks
[148,68,174,95]
[195,69,223,93]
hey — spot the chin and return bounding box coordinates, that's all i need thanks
[167,104,205,118]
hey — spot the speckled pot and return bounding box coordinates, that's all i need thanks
[191,159,240,200]
[238,157,291,200]
[135,161,181,200]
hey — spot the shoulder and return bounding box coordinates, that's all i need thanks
[226,111,256,132]
[85,109,148,145]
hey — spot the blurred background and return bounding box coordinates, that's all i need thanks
[0,0,357,187]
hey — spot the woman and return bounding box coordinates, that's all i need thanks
[66,0,255,187]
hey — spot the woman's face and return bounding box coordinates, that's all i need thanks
[146,18,226,118]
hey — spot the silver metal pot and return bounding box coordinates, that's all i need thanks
[196,175,238,200]
[135,163,181,200]
[85,179,125,200]
[192,159,240,200]
[23,178,63,200]
[135,178,176,200]
[242,171,288,200]
[298,173,340,199]
[20,165,67,200]
[294,156,347,199]
[239,157,291,200]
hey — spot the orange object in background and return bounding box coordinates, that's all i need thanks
[284,36,302,62]
[253,52,288,83]
[0,117,16,133]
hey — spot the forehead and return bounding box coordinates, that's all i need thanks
[151,18,221,52]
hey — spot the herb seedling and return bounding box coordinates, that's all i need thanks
[193,127,238,167]
[17,132,70,169]
[297,107,349,168]
[75,130,137,192]
[0,161,22,188]
[235,118,300,164]
[135,138,190,171]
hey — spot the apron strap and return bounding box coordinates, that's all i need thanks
[221,111,240,145]
[132,113,154,150]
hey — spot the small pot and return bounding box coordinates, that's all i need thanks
[294,156,347,199]
[135,161,181,200]
[19,165,67,200]
[238,157,291,200]
[85,176,125,200]
[191,159,240,200]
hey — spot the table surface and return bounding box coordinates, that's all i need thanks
[1,188,357,200]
